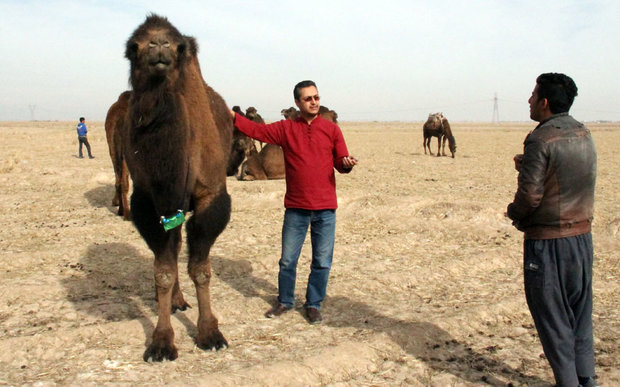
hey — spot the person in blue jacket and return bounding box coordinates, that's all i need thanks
[76,117,94,159]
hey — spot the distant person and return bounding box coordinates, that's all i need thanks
[76,117,94,159]
[507,73,598,387]
[230,80,358,324]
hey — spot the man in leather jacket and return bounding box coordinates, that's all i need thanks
[507,73,598,387]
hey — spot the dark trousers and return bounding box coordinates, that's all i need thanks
[78,136,93,157]
[524,233,595,387]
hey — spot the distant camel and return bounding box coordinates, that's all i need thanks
[238,143,285,181]
[423,113,457,158]
[319,106,338,123]
[281,106,338,123]
[245,107,264,150]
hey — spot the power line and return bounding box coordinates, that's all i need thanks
[492,93,499,123]
[28,105,36,121]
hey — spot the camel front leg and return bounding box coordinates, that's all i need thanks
[144,260,179,361]
[189,259,227,350]
[186,190,231,351]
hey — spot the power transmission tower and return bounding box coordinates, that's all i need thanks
[492,93,499,123]
[28,105,37,121]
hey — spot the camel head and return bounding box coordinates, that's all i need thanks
[281,107,299,120]
[245,107,258,119]
[125,14,196,90]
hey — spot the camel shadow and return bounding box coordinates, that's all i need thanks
[212,256,550,387]
[62,242,195,345]
[84,185,119,216]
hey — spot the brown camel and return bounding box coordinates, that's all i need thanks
[104,91,132,220]
[227,127,255,177]
[123,14,233,362]
[245,106,265,124]
[238,143,285,180]
[281,106,299,120]
[319,105,339,123]
[244,107,265,150]
[423,113,457,158]
[282,106,338,122]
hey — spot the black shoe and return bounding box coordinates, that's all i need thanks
[265,303,291,318]
[79,156,84,158]
[89,156,95,159]
[306,307,322,324]
[578,376,599,387]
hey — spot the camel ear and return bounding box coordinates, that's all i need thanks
[125,41,139,61]
[181,36,198,58]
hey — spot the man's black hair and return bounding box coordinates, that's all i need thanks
[536,73,578,114]
[293,80,317,100]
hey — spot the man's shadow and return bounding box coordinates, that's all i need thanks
[212,256,550,387]
[61,242,196,345]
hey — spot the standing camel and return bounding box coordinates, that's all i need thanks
[423,112,457,158]
[123,14,233,361]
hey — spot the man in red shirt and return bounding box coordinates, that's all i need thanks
[230,80,358,324]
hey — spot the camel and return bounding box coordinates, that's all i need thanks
[245,106,264,124]
[122,14,233,362]
[244,107,264,150]
[281,106,299,120]
[227,126,255,177]
[319,106,339,123]
[423,113,457,158]
[238,143,285,180]
[104,91,132,220]
[231,105,245,117]
[281,106,338,123]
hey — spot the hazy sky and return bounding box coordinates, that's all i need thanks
[2,0,619,122]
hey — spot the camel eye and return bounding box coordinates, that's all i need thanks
[149,42,157,48]
[163,42,170,48]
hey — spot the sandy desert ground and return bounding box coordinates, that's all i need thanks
[0,120,618,386]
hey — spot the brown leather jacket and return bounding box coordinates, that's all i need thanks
[507,113,597,239]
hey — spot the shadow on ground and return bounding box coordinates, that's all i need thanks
[62,242,195,346]
[212,256,551,387]
[85,184,119,217]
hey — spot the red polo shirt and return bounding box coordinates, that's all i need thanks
[233,113,352,210]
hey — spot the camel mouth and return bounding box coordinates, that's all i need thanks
[153,61,169,70]
[149,59,172,73]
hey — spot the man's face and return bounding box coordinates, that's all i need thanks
[528,84,546,122]
[295,86,320,116]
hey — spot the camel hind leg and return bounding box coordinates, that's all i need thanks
[441,136,447,156]
[118,159,132,220]
[186,189,231,351]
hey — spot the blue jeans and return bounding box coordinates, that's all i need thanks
[278,208,336,310]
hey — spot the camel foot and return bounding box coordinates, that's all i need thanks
[143,330,178,362]
[196,329,228,351]
[171,294,191,313]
